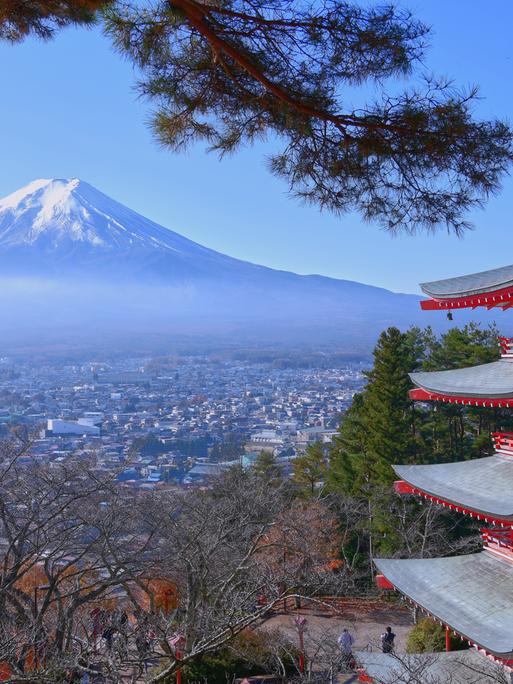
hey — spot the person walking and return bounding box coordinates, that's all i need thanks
[136,634,151,672]
[102,626,115,652]
[381,626,396,653]
[338,627,354,670]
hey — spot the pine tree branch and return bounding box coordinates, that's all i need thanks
[168,0,421,138]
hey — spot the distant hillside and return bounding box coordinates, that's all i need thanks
[0,178,498,351]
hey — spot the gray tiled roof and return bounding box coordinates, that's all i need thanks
[394,455,513,519]
[355,650,503,684]
[410,360,513,398]
[421,264,513,299]
[374,552,513,658]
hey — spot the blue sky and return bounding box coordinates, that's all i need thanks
[0,1,512,294]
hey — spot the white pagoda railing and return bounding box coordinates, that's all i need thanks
[498,336,513,358]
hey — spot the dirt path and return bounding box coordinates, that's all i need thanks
[263,598,413,655]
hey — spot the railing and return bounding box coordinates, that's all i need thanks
[270,595,405,615]
[492,432,513,454]
[481,528,513,547]
[498,336,513,358]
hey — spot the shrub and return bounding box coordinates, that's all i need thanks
[152,629,299,683]
[182,649,262,683]
[407,618,469,653]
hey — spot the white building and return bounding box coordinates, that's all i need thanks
[46,419,100,436]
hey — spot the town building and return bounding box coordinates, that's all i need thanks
[44,418,100,436]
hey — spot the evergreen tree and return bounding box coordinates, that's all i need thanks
[419,323,511,462]
[252,451,282,483]
[422,322,499,371]
[363,327,420,482]
[328,322,502,567]
[328,393,366,494]
[330,323,508,492]
[7,2,513,231]
[329,327,421,495]
[0,1,108,41]
[291,442,327,497]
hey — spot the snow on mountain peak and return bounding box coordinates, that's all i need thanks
[0,178,111,248]
[0,178,204,254]
[0,178,54,210]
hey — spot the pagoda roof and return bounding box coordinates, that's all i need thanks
[420,264,513,310]
[409,360,513,405]
[356,650,503,684]
[421,264,513,299]
[374,552,513,660]
[394,455,513,522]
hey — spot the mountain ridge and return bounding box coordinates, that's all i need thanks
[0,178,410,293]
[0,177,469,350]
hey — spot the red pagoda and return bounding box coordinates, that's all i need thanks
[373,263,513,668]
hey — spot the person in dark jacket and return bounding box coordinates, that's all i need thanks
[381,626,396,653]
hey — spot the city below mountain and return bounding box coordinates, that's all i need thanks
[0,178,488,352]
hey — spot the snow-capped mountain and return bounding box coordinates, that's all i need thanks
[0,177,210,252]
[0,178,252,278]
[0,178,465,349]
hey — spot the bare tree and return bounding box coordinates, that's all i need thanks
[0,439,159,681]
[0,444,348,682]
[0,436,484,683]
[136,470,347,683]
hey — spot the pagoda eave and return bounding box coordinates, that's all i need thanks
[394,480,513,527]
[420,263,513,309]
[393,448,513,523]
[409,361,513,405]
[420,284,513,311]
[391,263,513,674]
[374,553,513,662]
[409,387,513,407]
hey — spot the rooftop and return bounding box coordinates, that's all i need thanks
[419,264,513,310]
[356,650,505,684]
[410,360,513,402]
[394,455,513,522]
[374,551,513,660]
[421,264,513,300]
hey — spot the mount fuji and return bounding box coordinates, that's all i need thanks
[0,178,260,279]
[0,178,459,350]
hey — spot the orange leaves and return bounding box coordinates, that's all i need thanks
[14,562,48,596]
[0,662,10,681]
[132,577,179,613]
[255,500,342,575]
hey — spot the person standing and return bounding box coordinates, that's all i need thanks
[381,626,396,653]
[102,626,115,652]
[338,628,354,669]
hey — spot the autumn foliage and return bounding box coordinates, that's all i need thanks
[256,500,342,577]
[132,577,179,614]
